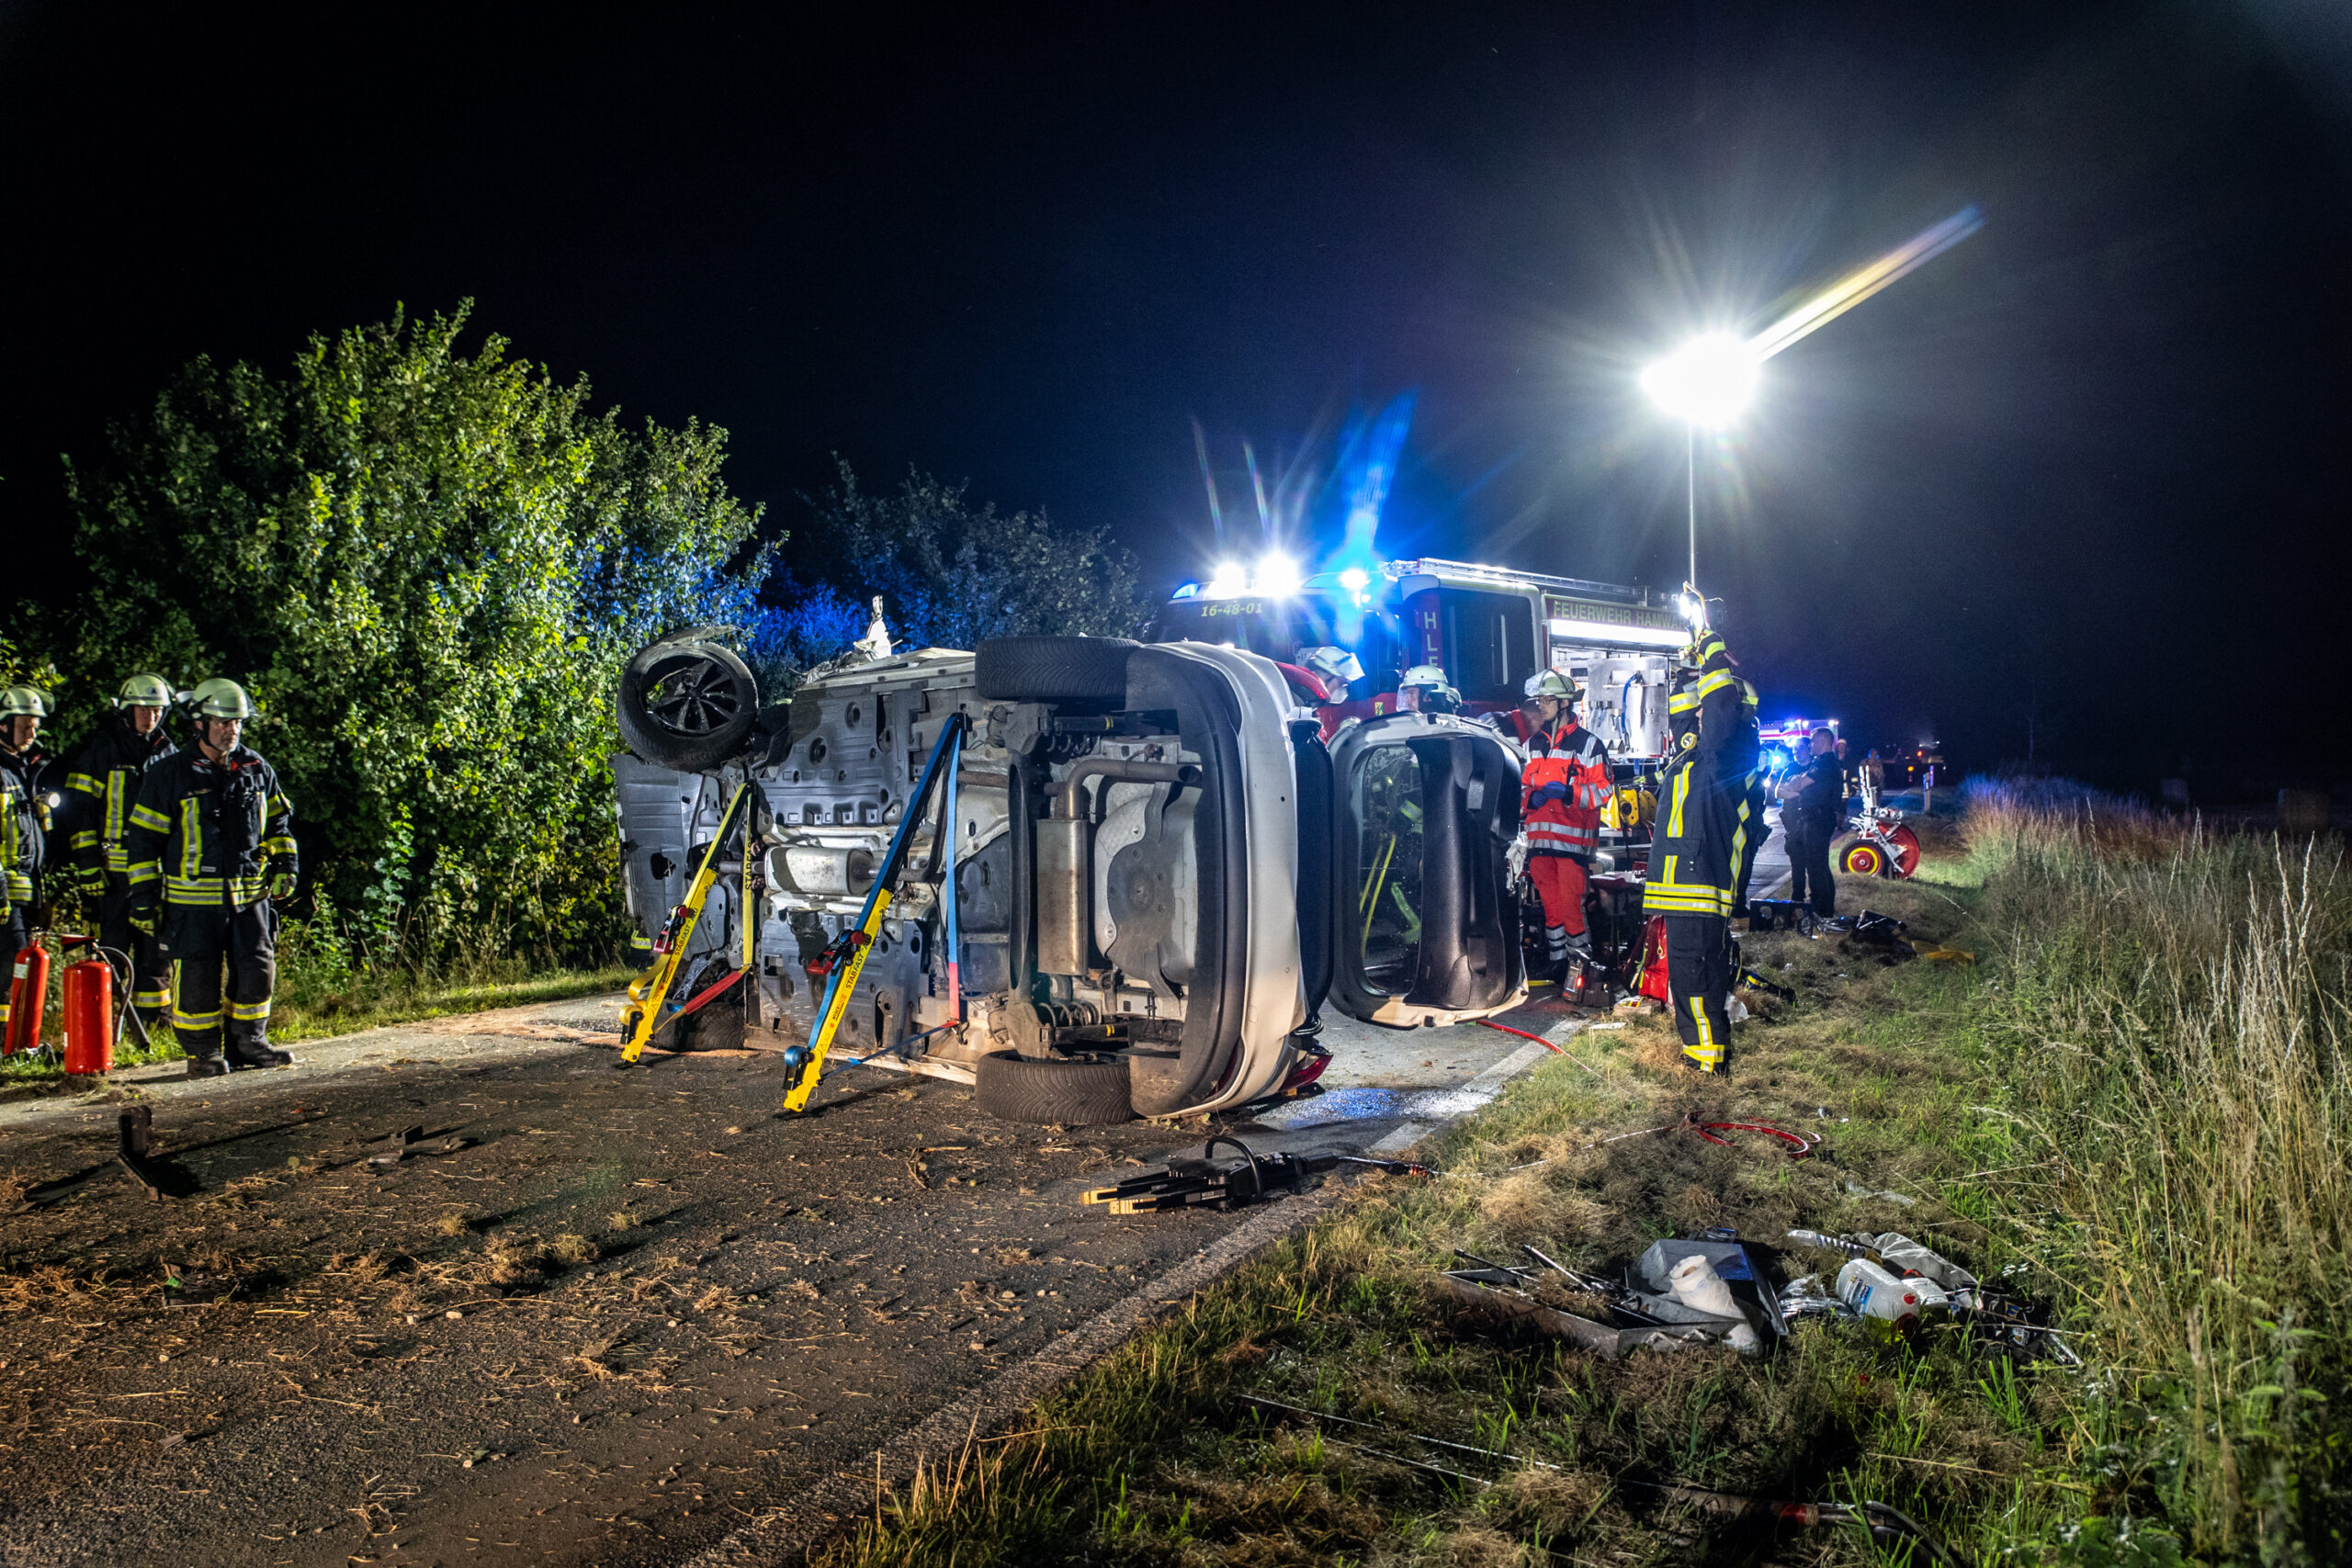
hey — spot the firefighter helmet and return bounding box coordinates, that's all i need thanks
[117,673,175,708]
[0,686,50,719]
[187,678,256,720]
[1298,646,1364,689]
[1399,664,1450,691]
[1522,670,1578,703]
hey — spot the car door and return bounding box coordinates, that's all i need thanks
[1325,713,1526,1027]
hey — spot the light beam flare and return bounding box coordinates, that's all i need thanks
[1748,205,1982,363]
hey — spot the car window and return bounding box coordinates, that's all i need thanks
[1354,744,1425,993]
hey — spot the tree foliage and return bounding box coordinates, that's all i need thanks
[759,458,1149,675]
[55,303,763,958]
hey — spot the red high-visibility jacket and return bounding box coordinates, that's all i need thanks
[1521,718,1611,860]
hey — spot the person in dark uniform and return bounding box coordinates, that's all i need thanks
[125,679,299,1077]
[0,686,54,1043]
[1641,631,1751,1073]
[1776,730,1843,917]
[59,675,180,1033]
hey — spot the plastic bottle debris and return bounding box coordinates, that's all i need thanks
[1836,1258,1948,1331]
[1788,1230,1978,1292]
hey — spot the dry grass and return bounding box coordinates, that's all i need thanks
[816,778,2352,1565]
[548,1233,598,1267]
[1956,774,2352,1556]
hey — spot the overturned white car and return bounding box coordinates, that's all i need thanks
[611,629,1528,1124]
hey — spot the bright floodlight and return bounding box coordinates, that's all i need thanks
[1337,566,1372,593]
[1251,552,1303,597]
[1205,561,1249,598]
[1641,333,1759,427]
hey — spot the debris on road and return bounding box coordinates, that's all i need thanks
[1082,1134,1433,1214]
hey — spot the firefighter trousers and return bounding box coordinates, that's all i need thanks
[99,877,170,1027]
[1731,779,1766,914]
[1527,852,1589,960]
[1664,913,1730,1072]
[161,900,277,1057]
[0,910,26,1040]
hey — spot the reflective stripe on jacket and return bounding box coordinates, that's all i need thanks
[124,748,297,910]
[61,716,178,876]
[1521,719,1611,861]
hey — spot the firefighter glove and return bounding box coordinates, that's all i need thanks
[78,864,107,896]
[128,906,157,936]
[1531,781,1570,807]
[269,870,296,900]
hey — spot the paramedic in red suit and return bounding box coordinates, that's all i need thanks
[1518,671,1611,980]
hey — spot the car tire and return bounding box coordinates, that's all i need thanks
[975,637,1137,703]
[617,637,760,771]
[974,1050,1135,1125]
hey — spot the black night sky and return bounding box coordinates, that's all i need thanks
[6,3,2350,795]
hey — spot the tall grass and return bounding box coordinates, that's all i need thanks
[1962,776,2352,1560]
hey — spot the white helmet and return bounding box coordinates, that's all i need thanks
[1522,670,1577,703]
[1298,646,1363,688]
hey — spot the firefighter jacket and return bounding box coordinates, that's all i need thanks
[124,747,297,913]
[1641,641,1758,920]
[1521,718,1611,860]
[60,716,177,880]
[0,748,51,913]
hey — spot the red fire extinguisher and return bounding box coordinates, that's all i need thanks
[63,953,113,1076]
[5,942,49,1056]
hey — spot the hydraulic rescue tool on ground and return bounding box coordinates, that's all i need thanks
[1083,1134,1434,1214]
[620,782,757,1063]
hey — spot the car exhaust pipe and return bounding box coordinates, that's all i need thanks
[1037,761,1197,977]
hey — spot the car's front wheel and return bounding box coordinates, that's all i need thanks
[975,1050,1135,1125]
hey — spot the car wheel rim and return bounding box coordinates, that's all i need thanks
[647,653,743,738]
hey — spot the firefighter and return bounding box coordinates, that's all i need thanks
[60,675,179,1032]
[0,686,53,1041]
[1396,665,1461,715]
[124,679,298,1076]
[1640,630,1754,1073]
[1519,670,1611,980]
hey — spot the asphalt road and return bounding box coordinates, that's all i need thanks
[0,991,1557,1567]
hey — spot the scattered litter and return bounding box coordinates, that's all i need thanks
[1784,1230,2077,1363]
[369,1125,427,1170]
[1443,1234,1785,1358]
[1913,943,1977,964]
[1832,910,1915,962]
[1689,1118,1816,1159]
[1842,1179,1918,1207]
[162,1262,244,1307]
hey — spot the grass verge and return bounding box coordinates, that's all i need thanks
[814,780,2348,1566]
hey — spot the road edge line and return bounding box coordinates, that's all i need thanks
[682,1180,1346,1568]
